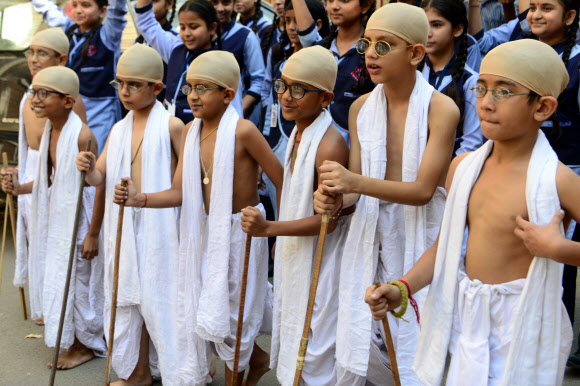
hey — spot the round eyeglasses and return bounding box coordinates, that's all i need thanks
[181,84,224,96]
[26,88,65,101]
[355,38,414,57]
[24,49,60,60]
[470,84,529,101]
[110,79,152,94]
[273,79,323,100]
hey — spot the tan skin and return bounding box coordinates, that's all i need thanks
[76,79,183,386]
[0,87,100,369]
[313,31,458,217]
[366,74,580,321]
[112,81,283,386]
[241,76,350,238]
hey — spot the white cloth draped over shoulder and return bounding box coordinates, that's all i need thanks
[14,92,40,295]
[414,131,573,386]
[335,73,445,384]
[103,100,180,383]
[270,109,332,385]
[177,104,239,385]
[29,111,93,348]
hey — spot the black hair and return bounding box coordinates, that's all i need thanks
[168,0,177,25]
[179,0,222,49]
[271,0,329,62]
[421,0,468,134]
[261,14,279,58]
[323,0,375,94]
[65,0,108,62]
[558,0,579,66]
[251,0,263,33]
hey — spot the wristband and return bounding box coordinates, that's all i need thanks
[387,280,409,319]
[142,193,147,208]
[399,279,421,326]
[330,198,344,220]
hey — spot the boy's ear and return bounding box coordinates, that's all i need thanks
[223,88,236,104]
[534,96,558,122]
[64,95,75,110]
[410,44,426,66]
[57,54,68,66]
[320,91,334,108]
[152,81,165,96]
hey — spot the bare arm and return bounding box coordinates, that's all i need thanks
[513,163,580,266]
[321,92,458,206]
[468,0,483,36]
[73,96,88,124]
[291,0,314,33]
[365,152,468,319]
[114,121,190,208]
[77,127,109,186]
[243,127,349,237]
[517,0,529,14]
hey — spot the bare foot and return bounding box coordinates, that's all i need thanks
[208,353,217,379]
[35,318,44,326]
[243,343,270,386]
[47,339,93,370]
[109,373,153,386]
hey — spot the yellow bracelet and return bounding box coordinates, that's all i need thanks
[388,280,409,319]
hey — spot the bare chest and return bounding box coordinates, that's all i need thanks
[384,107,408,181]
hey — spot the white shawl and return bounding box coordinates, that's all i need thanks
[270,109,333,384]
[103,101,180,381]
[414,131,572,386]
[336,74,443,382]
[29,111,89,347]
[177,104,239,384]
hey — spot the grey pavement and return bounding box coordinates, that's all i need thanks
[2,229,580,385]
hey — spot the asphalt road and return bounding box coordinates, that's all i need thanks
[2,229,580,385]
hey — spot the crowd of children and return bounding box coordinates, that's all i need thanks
[1,0,580,385]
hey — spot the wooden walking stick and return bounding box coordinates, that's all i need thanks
[374,280,401,386]
[49,140,91,386]
[293,214,330,386]
[0,152,27,320]
[105,179,128,386]
[231,234,253,386]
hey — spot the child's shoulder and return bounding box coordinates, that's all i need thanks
[168,116,185,131]
[317,125,349,165]
[429,90,460,128]
[349,92,373,117]
[78,122,98,152]
[235,118,261,142]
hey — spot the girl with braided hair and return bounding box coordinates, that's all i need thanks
[135,0,178,103]
[235,0,271,37]
[420,0,484,155]
[259,0,285,61]
[291,0,376,146]
[31,0,127,154]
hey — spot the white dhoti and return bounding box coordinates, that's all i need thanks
[202,204,270,371]
[446,262,525,386]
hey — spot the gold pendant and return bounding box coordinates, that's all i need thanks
[203,177,210,185]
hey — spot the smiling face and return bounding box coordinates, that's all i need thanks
[278,75,333,129]
[29,86,73,119]
[272,0,284,17]
[424,8,462,59]
[71,0,106,32]
[527,0,576,45]
[475,74,538,141]
[179,11,215,51]
[211,0,234,26]
[27,45,67,77]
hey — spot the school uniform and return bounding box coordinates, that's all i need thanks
[239,11,272,39]
[421,57,484,155]
[31,0,126,154]
[473,9,531,55]
[298,22,376,146]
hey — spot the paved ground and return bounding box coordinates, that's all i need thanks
[2,229,580,385]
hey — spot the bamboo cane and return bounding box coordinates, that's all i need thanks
[293,214,330,386]
[231,234,253,386]
[374,280,401,386]
[105,179,128,386]
[49,140,91,386]
[0,152,27,320]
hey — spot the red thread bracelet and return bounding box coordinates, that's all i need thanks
[399,279,420,327]
[142,193,147,208]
